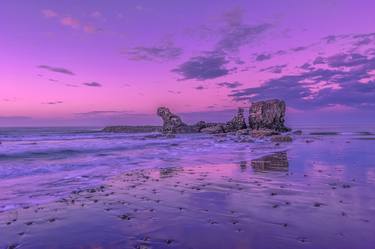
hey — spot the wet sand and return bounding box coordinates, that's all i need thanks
[1,146,375,249]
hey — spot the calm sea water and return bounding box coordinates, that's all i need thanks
[0,125,374,211]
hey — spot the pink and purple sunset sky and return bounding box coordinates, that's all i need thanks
[1,0,375,126]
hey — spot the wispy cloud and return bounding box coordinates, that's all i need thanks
[38,65,75,75]
[291,46,309,52]
[83,82,102,87]
[60,16,80,29]
[172,7,271,81]
[172,52,229,81]
[215,7,271,53]
[125,42,183,61]
[42,101,63,105]
[83,24,98,33]
[41,9,99,33]
[217,81,242,89]
[168,90,181,94]
[259,64,287,74]
[195,85,207,90]
[255,53,272,61]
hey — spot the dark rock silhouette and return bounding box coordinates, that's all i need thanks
[250,129,279,138]
[157,107,194,133]
[271,135,293,142]
[194,121,224,132]
[224,108,247,132]
[103,99,292,136]
[249,99,289,132]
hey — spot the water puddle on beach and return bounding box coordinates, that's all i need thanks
[1,129,375,249]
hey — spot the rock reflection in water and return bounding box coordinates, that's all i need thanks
[251,151,289,172]
[239,161,247,172]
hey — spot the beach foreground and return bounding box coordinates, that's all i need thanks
[1,130,375,249]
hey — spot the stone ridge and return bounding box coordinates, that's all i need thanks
[103,99,290,134]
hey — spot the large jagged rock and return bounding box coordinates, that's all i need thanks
[157,107,193,133]
[224,108,247,132]
[249,99,289,132]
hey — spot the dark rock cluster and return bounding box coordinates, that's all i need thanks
[156,99,289,135]
[103,99,291,138]
[224,108,247,132]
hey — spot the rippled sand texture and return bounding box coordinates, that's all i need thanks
[1,144,375,249]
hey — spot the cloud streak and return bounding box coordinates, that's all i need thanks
[217,81,243,89]
[83,82,102,87]
[172,52,229,81]
[42,101,63,105]
[38,65,75,75]
[126,42,182,61]
[215,8,271,52]
[41,9,98,33]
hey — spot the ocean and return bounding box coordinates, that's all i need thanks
[0,125,374,211]
[1,126,375,249]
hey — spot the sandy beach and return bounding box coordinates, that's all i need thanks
[1,130,375,249]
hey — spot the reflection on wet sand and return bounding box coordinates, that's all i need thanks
[251,151,289,172]
[2,135,375,249]
[2,155,375,249]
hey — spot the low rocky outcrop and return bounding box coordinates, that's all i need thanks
[103,99,292,138]
[194,121,224,132]
[224,108,247,132]
[102,126,161,133]
[250,129,279,138]
[249,99,289,132]
[200,125,225,134]
[236,129,250,135]
[271,135,293,143]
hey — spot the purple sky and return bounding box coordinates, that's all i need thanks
[1,0,375,126]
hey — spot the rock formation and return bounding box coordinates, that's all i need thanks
[103,99,292,137]
[248,99,289,132]
[224,108,247,132]
[157,107,193,133]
